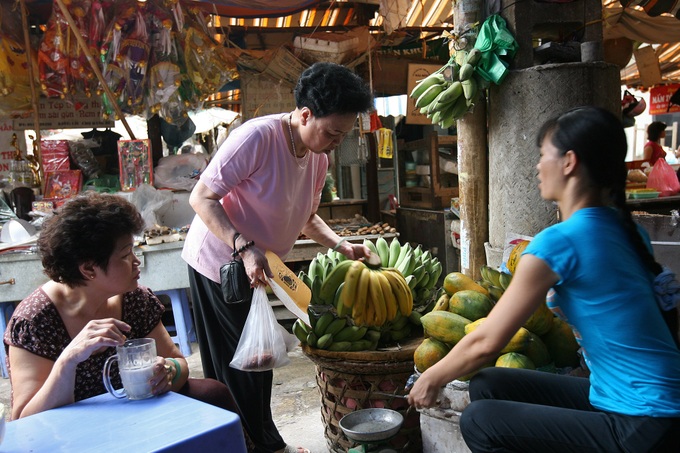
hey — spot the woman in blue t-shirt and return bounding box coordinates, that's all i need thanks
[408,107,680,452]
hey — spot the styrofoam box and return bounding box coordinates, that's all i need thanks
[293,34,359,64]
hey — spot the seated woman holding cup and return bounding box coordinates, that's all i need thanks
[3,193,247,439]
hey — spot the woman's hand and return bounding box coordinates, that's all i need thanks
[341,242,372,261]
[61,318,130,367]
[150,357,174,395]
[241,246,272,287]
[407,372,441,409]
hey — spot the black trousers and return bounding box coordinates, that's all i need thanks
[460,367,679,453]
[188,266,285,453]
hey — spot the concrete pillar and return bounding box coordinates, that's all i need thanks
[486,62,621,265]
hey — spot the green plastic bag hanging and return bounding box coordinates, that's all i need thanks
[473,15,518,85]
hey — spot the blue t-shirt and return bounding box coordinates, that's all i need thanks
[525,207,680,417]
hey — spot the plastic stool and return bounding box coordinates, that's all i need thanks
[0,302,16,378]
[156,289,196,357]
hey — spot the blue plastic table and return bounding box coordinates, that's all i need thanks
[1,391,247,452]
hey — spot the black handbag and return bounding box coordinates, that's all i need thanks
[219,236,253,304]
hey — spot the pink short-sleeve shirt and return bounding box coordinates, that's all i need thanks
[182,114,328,283]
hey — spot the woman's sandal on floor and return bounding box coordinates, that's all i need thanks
[283,445,310,453]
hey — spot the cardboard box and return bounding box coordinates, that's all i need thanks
[634,46,663,88]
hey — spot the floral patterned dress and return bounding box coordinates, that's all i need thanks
[4,286,164,402]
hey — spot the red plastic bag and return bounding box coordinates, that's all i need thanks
[647,159,680,197]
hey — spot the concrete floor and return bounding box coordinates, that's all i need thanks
[0,342,331,453]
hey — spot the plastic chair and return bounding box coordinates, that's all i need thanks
[0,302,16,378]
[155,289,196,357]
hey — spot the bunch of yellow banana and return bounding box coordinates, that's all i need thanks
[409,48,484,129]
[364,237,443,307]
[335,261,413,328]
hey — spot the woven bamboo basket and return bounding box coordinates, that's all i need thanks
[302,336,423,453]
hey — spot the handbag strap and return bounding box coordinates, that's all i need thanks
[231,233,241,260]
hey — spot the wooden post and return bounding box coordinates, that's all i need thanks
[454,0,488,280]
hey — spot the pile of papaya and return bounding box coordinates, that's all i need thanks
[414,262,581,380]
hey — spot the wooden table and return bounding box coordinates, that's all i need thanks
[1,391,247,452]
[627,194,680,215]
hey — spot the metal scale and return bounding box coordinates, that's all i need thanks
[340,408,403,453]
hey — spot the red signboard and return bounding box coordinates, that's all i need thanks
[649,84,680,115]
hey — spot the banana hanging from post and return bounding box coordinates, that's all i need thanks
[410,72,446,100]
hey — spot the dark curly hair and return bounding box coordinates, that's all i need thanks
[294,62,374,117]
[646,121,667,142]
[38,192,144,287]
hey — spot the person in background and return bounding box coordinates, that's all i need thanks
[182,62,374,453]
[4,193,253,450]
[643,121,668,166]
[408,107,680,451]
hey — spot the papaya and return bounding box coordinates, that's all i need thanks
[421,311,471,345]
[540,317,580,368]
[413,338,451,372]
[448,290,494,321]
[506,240,530,275]
[464,317,531,353]
[502,326,532,353]
[443,272,489,297]
[523,302,554,336]
[495,352,535,370]
[432,293,450,311]
[523,331,552,368]
[464,317,485,336]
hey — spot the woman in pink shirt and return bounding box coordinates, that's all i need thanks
[182,62,374,453]
[643,121,668,166]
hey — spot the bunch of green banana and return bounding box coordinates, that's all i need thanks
[292,315,380,352]
[298,249,348,306]
[378,310,414,344]
[479,265,512,302]
[409,49,486,129]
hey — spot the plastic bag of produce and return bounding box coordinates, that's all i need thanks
[230,286,291,372]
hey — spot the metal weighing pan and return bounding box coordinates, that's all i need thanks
[339,408,404,443]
